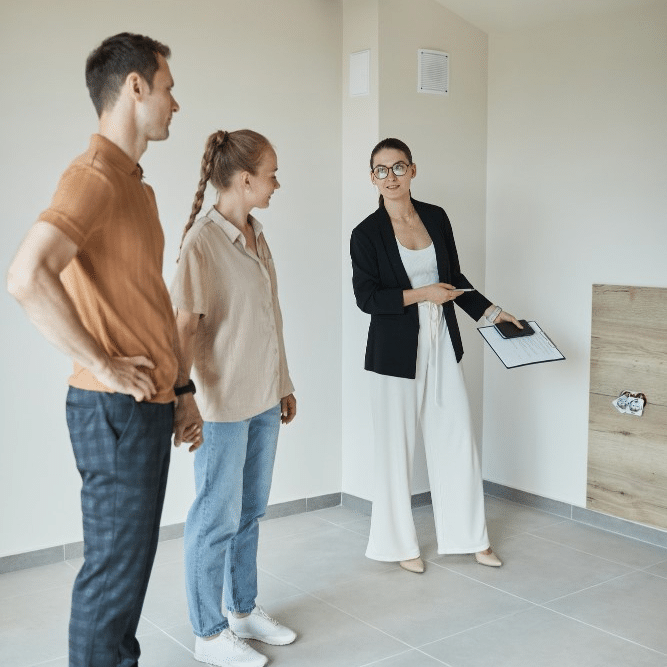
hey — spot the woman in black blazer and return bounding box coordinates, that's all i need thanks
[350,138,520,573]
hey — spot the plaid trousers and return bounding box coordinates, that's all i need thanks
[65,388,173,667]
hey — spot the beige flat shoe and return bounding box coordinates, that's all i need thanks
[399,557,425,573]
[475,549,502,567]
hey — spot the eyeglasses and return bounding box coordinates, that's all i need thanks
[372,161,411,179]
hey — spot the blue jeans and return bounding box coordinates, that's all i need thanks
[65,388,173,667]
[184,404,281,638]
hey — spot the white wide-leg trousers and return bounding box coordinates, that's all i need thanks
[365,303,490,561]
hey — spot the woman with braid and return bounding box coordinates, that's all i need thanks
[170,129,297,667]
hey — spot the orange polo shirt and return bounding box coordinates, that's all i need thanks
[39,134,177,403]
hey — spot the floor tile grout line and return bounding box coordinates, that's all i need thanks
[354,648,414,667]
[565,520,667,551]
[64,559,78,572]
[535,603,667,658]
[258,515,356,544]
[257,564,404,608]
[254,590,310,612]
[638,565,667,580]
[425,559,539,607]
[150,622,196,656]
[259,561,543,658]
[522,530,666,570]
[315,517,366,529]
[518,512,667,552]
[336,523,372,538]
[428,559,655,620]
[424,542,655,611]
[0,581,74,603]
[257,559,398,597]
[252,530,317,545]
[485,496,572,523]
[414,607,536,648]
[357,646,453,667]
[10,496,667,667]
[306,588,418,651]
[27,657,68,667]
[139,614,161,630]
[479,516,571,543]
[310,509,370,527]
[541,570,637,606]
[139,611,196,656]
[256,568,424,650]
[254,567,447,663]
[306,573,550,662]
[542,566,667,610]
[411,647,454,667]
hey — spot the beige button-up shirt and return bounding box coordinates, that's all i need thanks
[170,207,294,422]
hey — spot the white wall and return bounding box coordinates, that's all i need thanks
[341,0,489,500]
[341,0,381,500]
[483,1,667,505]
[0,0,342,557]
[4,0,665,558]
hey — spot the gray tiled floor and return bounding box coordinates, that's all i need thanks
[2,496,667,667]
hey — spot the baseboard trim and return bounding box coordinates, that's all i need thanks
[0,492,342,575]
[3,483,666,574]
[344,482,667,549]
[482,480,667,549]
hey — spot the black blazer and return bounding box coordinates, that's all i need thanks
[350,198,492,379]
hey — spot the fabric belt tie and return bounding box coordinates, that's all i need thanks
[419,301,443,406]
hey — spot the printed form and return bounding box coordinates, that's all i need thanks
[478,321,565,369]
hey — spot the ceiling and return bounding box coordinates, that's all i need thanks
[433,0,658,33]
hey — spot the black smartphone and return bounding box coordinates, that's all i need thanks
[494,320,534,339]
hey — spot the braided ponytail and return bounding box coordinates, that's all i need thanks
[178,131,228,260]
[177,129,271,261]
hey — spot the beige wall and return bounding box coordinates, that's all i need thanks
[0,0,342,556]
[483,1,667,505]
[341,0,489,500]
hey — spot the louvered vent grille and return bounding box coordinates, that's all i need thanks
[418,49,448,95]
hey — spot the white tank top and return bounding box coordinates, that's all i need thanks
[397,240,450,405]
[397,240,438,287]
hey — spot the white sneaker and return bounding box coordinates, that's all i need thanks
[228,606,297,646]
[194,628,267,667]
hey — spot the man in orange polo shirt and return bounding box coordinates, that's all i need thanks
[7,33,202,667]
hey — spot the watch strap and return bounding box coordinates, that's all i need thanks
[174,379,196,396]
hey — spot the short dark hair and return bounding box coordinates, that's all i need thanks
[85,32,171,117]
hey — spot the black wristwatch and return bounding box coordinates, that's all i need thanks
[174,379,196,396]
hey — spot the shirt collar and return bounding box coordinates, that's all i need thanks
[206,206,263,245]
[89,134,144,179]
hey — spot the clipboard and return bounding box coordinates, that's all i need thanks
[478,321,564,369]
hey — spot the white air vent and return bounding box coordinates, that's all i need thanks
[418,49,448,95]
[349,49,370,97]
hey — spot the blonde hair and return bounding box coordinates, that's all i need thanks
[178,129,271,258]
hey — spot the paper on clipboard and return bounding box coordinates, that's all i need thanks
[478,321,564,369]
